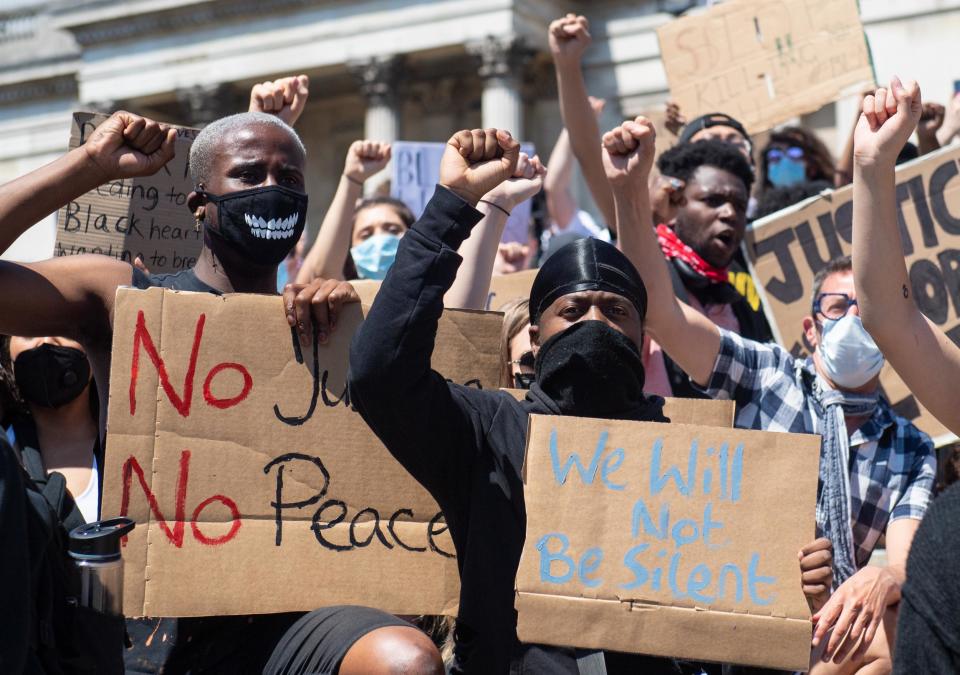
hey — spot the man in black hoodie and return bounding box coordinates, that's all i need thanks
[349,125,835,674]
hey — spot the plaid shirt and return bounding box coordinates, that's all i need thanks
[700,328,937,568]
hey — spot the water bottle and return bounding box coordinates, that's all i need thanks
[68,517,136,616]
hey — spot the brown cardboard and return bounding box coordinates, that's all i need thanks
[502,389,735,428]
[516,415,819,671]
[744,144,960,443]
[103,287,502,618]
[54,112,202,274]
[656,0,875,134]
[346,269,538,312]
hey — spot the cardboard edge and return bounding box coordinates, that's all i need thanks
[142,286,167,618]
[515,591,812,672]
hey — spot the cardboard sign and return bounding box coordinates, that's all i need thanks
[502,389,736,429]
[744,144,960,442]
[347,269,537,312]
[103,287,503,618]
[657,0,874,134]
[55,112,202,274]
[392,141,535,243]
[516,415,819,671]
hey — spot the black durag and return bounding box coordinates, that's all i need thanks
[527,238,667,422]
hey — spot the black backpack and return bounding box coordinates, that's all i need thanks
[0,423,125,674]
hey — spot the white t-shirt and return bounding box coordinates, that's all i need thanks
[73,453,99,524]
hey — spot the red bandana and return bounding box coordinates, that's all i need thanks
[656,224,729,284]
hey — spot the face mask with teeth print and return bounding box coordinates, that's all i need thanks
[199,185,308,266]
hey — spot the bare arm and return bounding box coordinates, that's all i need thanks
[852,78,960,435]
[543,129,578,229]
[549,14,617,232]
[600,117,720,386]
[446,153,545,309]
[916,102,944,156]
[936,93,960,146]
[0,111,175,340]
[296,141,390,284]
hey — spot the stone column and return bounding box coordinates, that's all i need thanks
[349,55,404,194]
[468,36,533,140]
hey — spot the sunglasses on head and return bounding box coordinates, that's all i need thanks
[766,146,804,163]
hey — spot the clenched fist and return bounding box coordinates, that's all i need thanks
[548,13,591,66]
[854,76,922,168]
[82,111,177,181]
[343,140,391,184]
[249,75,310,127]
[601,117,657,191]
[481,152,547,213]
[439,128,520,206]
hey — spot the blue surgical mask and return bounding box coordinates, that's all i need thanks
[767,156,807,188]
[818,315,885,388]
[351,233,400,280]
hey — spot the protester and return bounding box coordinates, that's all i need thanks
[295,140,399,283]
[758,126,836,192]
[675,111,754,165]
[753,180,833,220]
[348,125,833,674]
[0,97,442,673]
[498,298,533,389]
[644,139,773,397]
[849,77,960,672]
[602,114,936,674]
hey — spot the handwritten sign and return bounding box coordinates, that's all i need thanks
[657,0,874,134]
[516,415,819,670]
[55,112,202,274]
[392,141,535,244]
[103,287,503,618]
[744,143,960,443]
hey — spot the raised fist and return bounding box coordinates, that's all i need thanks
[482,152,547,212]
[548,14,591,65]
[665,100,687,137]
[343,140,392,184]
[601,117,657,190]
[249,75,310,127]
[82,111,177,181]
[854,76,922,167]
[439,128,520,206]
[917,102,945,141]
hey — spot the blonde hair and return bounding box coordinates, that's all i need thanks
[499,297,530,388]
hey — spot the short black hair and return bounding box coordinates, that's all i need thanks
[657,139,754,194]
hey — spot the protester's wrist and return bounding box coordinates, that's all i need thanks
[75,145,113,187]
[438,183,481,207]
[852,153,896,174]
[478,194,514,215]
[342,173,365,188]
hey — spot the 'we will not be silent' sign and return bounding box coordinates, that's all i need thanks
[516,415,819,671]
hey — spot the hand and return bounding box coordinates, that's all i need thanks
[665,100,686,137]
[939,93,960,144]
[439,128,520,206]
[133,256,151,275]
[493,242,530,274]
[854,76,922,167]
[343,140,392,184]
[82,111,177,181]
[282,278,360,347]
[249,75,310,126]
[548,13,591,66]
[601,116,657,192]
[917,102,945,141]
[798,537,833,614]
[811,566,901,662]
[481,152,547,212]
[589,96,607,120]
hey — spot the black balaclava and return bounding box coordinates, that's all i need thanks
[527,238,666,422]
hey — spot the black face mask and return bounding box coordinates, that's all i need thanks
[14,344,90,408]
[202,185,308,266]
[532,320,664,422]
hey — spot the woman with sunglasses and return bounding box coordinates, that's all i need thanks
[759,126,837,191]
